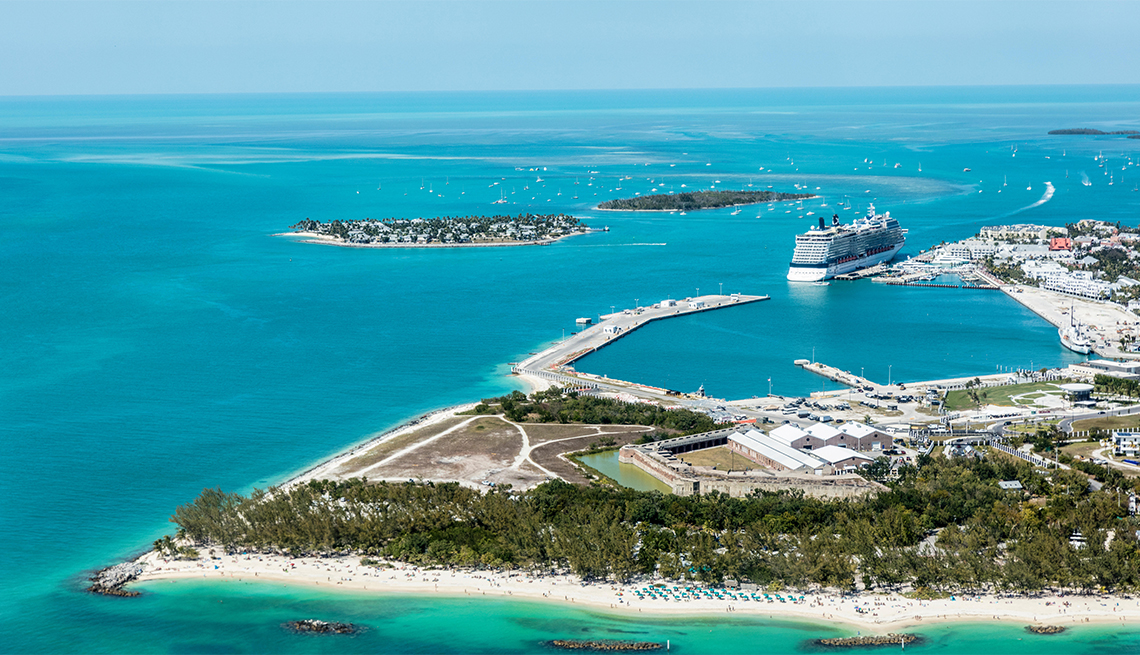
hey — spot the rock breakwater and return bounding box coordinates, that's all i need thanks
[1026,625,1066,635]
[87,562,145,597]
[547,639,663,651]
[285,619,361,635]
[816,634,920,648]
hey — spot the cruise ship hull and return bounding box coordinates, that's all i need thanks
[787,242,904,282]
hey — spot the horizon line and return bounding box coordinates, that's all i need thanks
[4,82,1140,100]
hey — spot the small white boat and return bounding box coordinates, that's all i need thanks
[575,317,592,325]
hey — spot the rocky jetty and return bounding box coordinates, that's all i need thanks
[816,634,920,648]
[285,619,361,635]
[1026,625,1066,635]
[547,639,663,651]
[87,562,145,597]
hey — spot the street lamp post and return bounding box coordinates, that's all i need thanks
[889,365,893,386]
[719,282,723,295]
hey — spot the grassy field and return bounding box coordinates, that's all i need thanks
[678,446,756,472]
[1003,419,1060,435]
[1061,441,1101,458]
[1070,415,1140,432]
[943,381,1070,412]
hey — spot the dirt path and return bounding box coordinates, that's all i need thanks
[355,415,486,478]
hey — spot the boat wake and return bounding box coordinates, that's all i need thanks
[992,182,1054,219]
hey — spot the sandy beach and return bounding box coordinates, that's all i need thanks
[130,550,1140,632]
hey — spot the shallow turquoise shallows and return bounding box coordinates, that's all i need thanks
[2,87,1140,653]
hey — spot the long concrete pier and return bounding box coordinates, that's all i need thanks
[515,293,769,393]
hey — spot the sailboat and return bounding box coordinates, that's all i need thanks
[492,188,507,205]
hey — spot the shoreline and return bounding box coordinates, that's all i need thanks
[989,281,1140,360]
[593,195,819,212]
[280,402,478,490]
[275,230,593,249]
[128,550,1140,633]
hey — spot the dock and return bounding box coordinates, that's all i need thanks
[833,264,886,281]
[794,360,871,389]
[515,293,769,389]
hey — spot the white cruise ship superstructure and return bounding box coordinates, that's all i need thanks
[787,204,906,282]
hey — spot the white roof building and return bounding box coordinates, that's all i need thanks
[838,421,877,439]
[812,445,874,470]
[730,429,828,474]
[806,423,843,441]
[768,424,810,446]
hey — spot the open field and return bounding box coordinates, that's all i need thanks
[319,411,654,489]
[1061,441,1101,458]
[1002,419,1059,435]
[1071,415,1140,433]
[944,381,1070,412]
[678,446,757,472]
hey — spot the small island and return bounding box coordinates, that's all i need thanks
[287,213,595,248]
[1047,128,1140,135]
[596,190,815,212]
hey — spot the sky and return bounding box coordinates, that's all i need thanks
[1,0,1138,95]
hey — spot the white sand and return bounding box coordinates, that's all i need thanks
[132,551,1140,632]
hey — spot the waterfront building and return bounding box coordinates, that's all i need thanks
[1072,359,1140,380]
[979,224,1054,241]
[945,239,998,260]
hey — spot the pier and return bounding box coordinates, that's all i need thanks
[794,360,871,389]
[832,264,886,281]
[514,293,769,394]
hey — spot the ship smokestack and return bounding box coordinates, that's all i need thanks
[832,214,839,226]
[819,217,825,230]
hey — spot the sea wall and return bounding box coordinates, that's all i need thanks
[619,445,884,499]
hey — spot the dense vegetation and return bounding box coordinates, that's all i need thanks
[474,388,721,436]
[1094,373,1140,398]
[597,190,814,212]
[290,213,586,244]
[168,454,1140,593]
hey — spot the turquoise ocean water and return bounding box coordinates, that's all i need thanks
[3,87,1140,653]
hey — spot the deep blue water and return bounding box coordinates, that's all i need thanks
[3,87,1140,653]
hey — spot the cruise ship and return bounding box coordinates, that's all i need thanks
[787,204,906,282]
